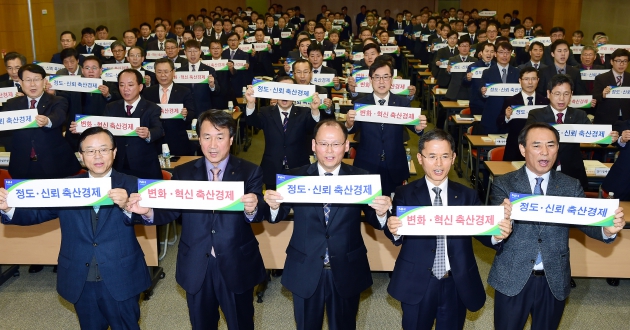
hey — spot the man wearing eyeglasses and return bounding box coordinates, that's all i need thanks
[163,39,188,66]
[126,46,156,88]
[263,119,392,330]
[102,41,129,65]
[593,48,630,125]
[244,75,322,190]
[0,127,151,329]
[385,129,512,330]
[345,58,427,196]
[177,39,220,114]
[222,32,251,103]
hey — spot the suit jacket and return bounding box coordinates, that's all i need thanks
[480,64,520,134]
[176,63,220,113]
[489,166,612,300]
[246,104,317,187]
[102,58,129,65]
[250,48,275,78]
[537,64,586,96]
[1,170,150,303]
[209,31,228,45]
[445,54,473,100]
[76,44,104,60]
[594,53,613,69]
[462,59,491,115]
[269,163,384,298]
[136,36,156,49]
[349,93,421,185]
[143,84,196,156]
[498,92,549,161]
[542,47,579,68]
[593,71,630,125]
[55,67,82,76]
[2,94,81,179]
[147,156,267,295]
[384,178,489,310]
[526,106,590,189]
[517,61,548,71]
[103,98,163,179]
[580,64,605,96]
[603,120,630,200]
[432,47,459,88]
[145,39,169,51]
[50,52,62,64]
[222,48,252,96]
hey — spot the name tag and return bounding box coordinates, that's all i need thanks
[0,109,39,131]
[510,193,617,226]
[553,124,612,144]
[396,206,503,236]
[5,178,113,207]
[138,179,244,210]
[485,83,522,96]
[158,104,184,119]
[354,103,420,125]
[276,174,381,204]
[48,75,103,93]
[75,115,140,136]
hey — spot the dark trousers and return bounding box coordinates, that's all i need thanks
[494,274,566,330]
[74,281,141,330]
[401,275,466,330]
[186,255,255,330]
[292,268,360,330]
[377,161,397,197]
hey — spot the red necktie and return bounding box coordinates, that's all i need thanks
[30,99,37,159]
[126,105,133,116]
[556,113,563,124]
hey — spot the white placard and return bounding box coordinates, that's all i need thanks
[174,71,210,84]
[570,95,593,109]
[5,178,113,207]
[479,11,497,17]
[252,79,316,101]
[48,75,103,93]
[138,179,244,210]
[0,109,38,131]
[553,124,612,144]
[34,62,65,75]
[0,152,9,166]
[396,205,503,236]
[158,104,184,119]
[485,83,522,96]
[354,78,409,95]
[275,174,382,204]
[253,43,270,52]
[351,52,364,61]
[530,37,552,47]
[202,59,230,71]
[394,29,404,35]
[607,86,630,98]
[232,60,247,70]
[281,31,291,38]
[510,39,528,48]
[471,66,488,78]
[0,87,18,104]
[75,115,140,136]
[580,69,609,81]
[238,44,253,53]
[101,69,122,82]
[510,193,617,226]
[388,37,395,43]
[334,49,346,58]
[146,50,167,60]
[597,44,630,55]
[571,46,584,55]
[311,73,335,87]
[509,105,547,119]
[354,103,421,125]
[450,62,474,73]
[438,58,449,68]
[94,40,115,48]
[433,43,448,51]
[102,63,132,70]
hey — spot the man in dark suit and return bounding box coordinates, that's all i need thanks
[208,18,228,45]
[488,121,625,329]
[385,129,512,329]
[103,69,163,179]
[126,46,156,88]
[480,42,520,134]
[56,48,82,76]
[578,46,604,96]
[593,48,630,125]
[136,22,155,49]
[432,31,460,88]
[462,42,496,116]
[244,75,322,189]
[128,110,266,330]
[222,32,251,102]
[542,27,579,68]
[0,127,151,330]
[76,27,104,59]
[527,74,618,191]
[0,52,26,151]
[50,31,77,64]
[498,67,549,161]
[192,21,211,48]
[307,44,341,97]
[145,24,168,51]
[445,37,473,101]
[144,58,195,156]
[102,41,129,65]
[205,40,234,110]
[603,120,630,199]
[517,41,546,71]
[62,57,120,151]
[178,39,220,113]
[250,28,276,78]
[164,39,188,67]
[345,59,428,196]
[593,34,612,69]
[264,119,392,330]
[312,25,334,51]
[538,39,587,96]
[2,64,81,179]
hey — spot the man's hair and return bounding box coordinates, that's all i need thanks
[363,43,380,54]
[307,43,324,57]
[81,27,96,36]
[226,32,239,40]
[79,127,116,151]
[184,39,201,50]
[60,30,76,40]
[193,21,205,31]
[457,37,471,46]
[368,57,394,77]
[164,38,178,48]
[513,24,525,33]
[581,45,597,54]
[518,122,559,147]
[187,14,196,20]
[550,39,569,53]
[127,46,146,57]
[328,29,340,37]
[611,49,630,61]
[140,22,152,30]
[155,57,175,70]
[298,38,312,48]
[110,40,126,51]
[523,17,533,23]
[292,59,313,71]
[313,119,348,141]
[60,48,79,61]
[4,52,26,66]
[154,23,166,31]
[573,30,584,38]
[519,66,538,78]
[447,31,458,39]
[95,25,108,33]
[481,42,497,52]
[117,68,143,85]
[497,41,513,52]
[529,41,544,51]
[83,56,102,68]
[213,18,224,25]
[18,64,47,80]
[418,129,455,153]
[549,26,565,35]
[209,39,222,48]
[196,110,236,138]
[548,73,573,91]
[503,13,512,19]
[276,75,296,83]
[174,19,185,28]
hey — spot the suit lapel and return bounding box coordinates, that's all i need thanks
[326,164,351,229]
[94,173,114,236]
[37,93,50,115]
[304,163,327,227]
[411,178,433,206]
[271,105,285,134]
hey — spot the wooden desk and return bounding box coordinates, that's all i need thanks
[466,135,502,192]
[440,100,469,131]
[163,156,202,170]
[450,115,480,177]
[342,158,416,175]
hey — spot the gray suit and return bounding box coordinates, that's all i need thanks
[55,67,82,76]
[445,54,472,100]
[489,166,614,301]
[517,61,548,71]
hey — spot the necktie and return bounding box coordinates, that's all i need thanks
[470,34,474,41]
[323,172,333,265]
[70,73,75,76]
[461,57,466,62]
[601,56,605,64]
[126,105,132,116]
[431,187,446,279]
[230,50,235,59]
[534,63,539,69]
[269,28,272,34]
[501,68,507,83]
[281,111,289,132]
[527,96,534,105]
[486,62,491,67]
[378,99,386,106]
[450,48,454,56]
[558,68,564,74]
[313,69,318,74]
[399,23,402,29]
[30,99,37,159]
[533,177,544,266]
[178,37,182,46]
[15,82,21,91]
[87,47,91,54]
[556,113,564,124]
[161,87,168,104]
[159,42,163,51]
[191,64,196,72]
[210,167,221,257]
[616,76,623,87]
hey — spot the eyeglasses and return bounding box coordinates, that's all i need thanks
[420,154,453,163]
[371,75,392,81]
[550,92,572,98]
[316,142,345,149]
[613,60,629,64]
[22,78,43,84]
[81,148,114,156]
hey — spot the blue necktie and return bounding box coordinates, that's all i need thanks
[323,172,333,265]
[527,96,534,106]
[534,177,544,265]
[432,187,447,279]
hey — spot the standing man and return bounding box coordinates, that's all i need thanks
[164,39,188,66]
[244,76,322,189]
[126,46,156,88]
[385,129,512,329]
[0,52,26,150]
[345,59,427,196]
[445,37,472,102]
[146,24,168,51]
[480,42,520,134]
[76,27,104,60]
[128,110,267,330]
[144,58,196,156]
[488,121,625,329]
[50,31,77,64]
[103,69,163,179]
[431,31,459,88]
[538,40,587,96]
[56,48,82,76]
[542,27,580,67]
[517,41,546,71]
[0,127,151,330]
[177,39,220,112]
[136,23,155,49]
[222,32,251,103]
[102,41,129,65]
[264,119,392,330]
[593,48,630,125]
